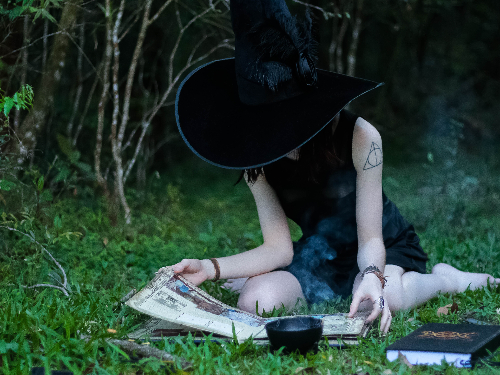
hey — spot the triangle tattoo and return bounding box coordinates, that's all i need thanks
[363,142,383,170]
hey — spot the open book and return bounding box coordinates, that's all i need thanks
[125,267,372,345]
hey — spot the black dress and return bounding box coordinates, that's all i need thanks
[263,110,428,305]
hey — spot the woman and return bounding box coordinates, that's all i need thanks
[171,0,499,333]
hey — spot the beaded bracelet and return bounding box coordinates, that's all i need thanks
[361,265,388,289]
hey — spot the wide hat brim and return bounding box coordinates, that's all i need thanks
[175,58,382,169]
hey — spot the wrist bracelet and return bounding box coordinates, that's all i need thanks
[209,258,220,282]
[361,265,388,289]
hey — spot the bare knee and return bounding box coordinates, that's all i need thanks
[237,278,282,314]
[237,288,279,314]
[237,272,305,314]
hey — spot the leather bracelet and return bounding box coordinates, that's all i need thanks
[361,265,388,289]
[209,258,220,282]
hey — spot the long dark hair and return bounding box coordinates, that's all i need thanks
[237,119,345,185]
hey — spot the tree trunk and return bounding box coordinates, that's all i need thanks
[335,3,350,74]
[13,0,82,161]
[328,4,340,71]
[67,19,84,137]
[13,16,29,133]
[346,0,363,77]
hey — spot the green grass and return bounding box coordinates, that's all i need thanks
[1,154,500,374]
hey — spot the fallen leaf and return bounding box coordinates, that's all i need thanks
[73,188,77,196]
[363,361,373,365]
[103,238,108,246]
[444,304,452,308]
[141,342,150,345]
[436,306,449,316]
[294,368,304,374]
[450,302,459,313]
[407,317,414,322]
[496,308,500,315]
[382,370,393,375]
[106,328,117,334]
[398,352,413,368]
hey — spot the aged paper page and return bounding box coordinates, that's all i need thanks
[126,267,268,340]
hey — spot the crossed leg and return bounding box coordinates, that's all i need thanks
[235,264,500,318]
[372,264,500,314]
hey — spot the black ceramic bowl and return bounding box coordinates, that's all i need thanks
[265,317,323,354]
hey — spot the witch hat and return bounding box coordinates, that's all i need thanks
[175,0,382,169]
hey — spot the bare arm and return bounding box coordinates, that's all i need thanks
[349,118,390,331]
[172,171,294,284]
[352,118,385,274]
[215,172,294,278]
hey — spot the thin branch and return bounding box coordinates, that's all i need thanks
[175,2,182,29]
[0,226,69,295]
[123,121,147,183]
[0,31,66,60]
[150,39,233,124]
[121,121,142,152]
[148,0,173,25]
[67,20,85,137]
[105,339,192,370]
[177,0,232,33]
[0,24,13,46]
[73,65,100,146]
[151,133,179,155]
[188,39,234,66]
[23,284,70,296]
[117,6,142,43]
[117,0,153,150]
[291,0,338,20]
[187,33,214,65]
[95,0,114,191]
[168,4,216,84]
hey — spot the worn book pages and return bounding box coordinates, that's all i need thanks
[128,315,371,346]
[126,267,268,340]
[126,267,371,343]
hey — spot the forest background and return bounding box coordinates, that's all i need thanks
[1,0,500,374]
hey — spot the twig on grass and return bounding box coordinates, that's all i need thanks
[0,225,70,296]
[106,339,192,370]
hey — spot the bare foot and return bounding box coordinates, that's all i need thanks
[221,277,248,294]
[431,263,500,293]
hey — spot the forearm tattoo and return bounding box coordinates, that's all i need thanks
[363,142,383,170]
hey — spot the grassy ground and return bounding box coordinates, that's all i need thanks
[1,154,500,374]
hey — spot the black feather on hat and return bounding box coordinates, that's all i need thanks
[175,0,382,169]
